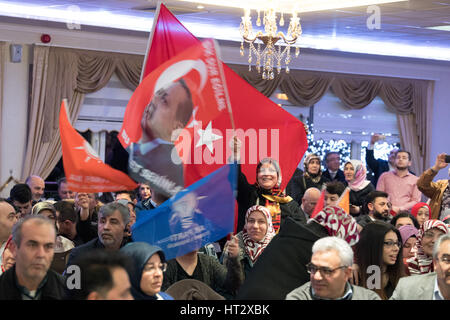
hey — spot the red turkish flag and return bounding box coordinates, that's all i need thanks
[310,190,326,219]
[137,4,308,190]
[59,100,138,193]
[119,39,234,197]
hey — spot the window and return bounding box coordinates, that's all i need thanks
[272,89,400,169]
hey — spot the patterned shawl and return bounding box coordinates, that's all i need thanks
[242,205,276,264]
[407,219,448,275]
[344,160,371,192]
[308,206,360,246]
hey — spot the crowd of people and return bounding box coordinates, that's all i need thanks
[0,133,449,300]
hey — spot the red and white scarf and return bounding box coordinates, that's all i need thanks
[242,205,276,264]
[407,219,448,275]
[309,206,360,246]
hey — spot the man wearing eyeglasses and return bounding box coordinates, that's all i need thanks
[286,237,381,300]
[391,233,450,300]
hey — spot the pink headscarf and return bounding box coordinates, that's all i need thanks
[309,206,360,246]
[242,205,276,264]
[344,160,371,192]
[410,202,430,218]
[406,219,448,275]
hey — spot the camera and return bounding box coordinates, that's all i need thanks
[445,155,450,163]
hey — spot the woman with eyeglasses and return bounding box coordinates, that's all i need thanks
[354,221,405,299]
[406,219,448,275]
[231,136,305,234]
[121,242,173,300]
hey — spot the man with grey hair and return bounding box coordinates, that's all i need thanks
[26,175,45,204]
[391,233,450,300]
[0,215,66,299]
[65,202,131,271]
[286,236,380,300]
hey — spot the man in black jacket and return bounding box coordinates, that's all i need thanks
[0,215,66,300]
[322,152,346,184]
[65,202,130,271]
[365,134,398,186]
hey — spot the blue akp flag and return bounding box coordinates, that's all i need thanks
[131,163,237,260]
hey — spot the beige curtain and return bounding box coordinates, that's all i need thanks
[229,64,433,173]
[0,42,5,181]
[21,46,143,181]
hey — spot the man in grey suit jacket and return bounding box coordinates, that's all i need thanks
[286,236,380,300]
[390,234,450,300]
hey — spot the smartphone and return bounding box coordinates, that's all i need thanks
[445,155,450,163]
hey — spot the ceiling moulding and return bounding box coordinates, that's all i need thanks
[175,0,409,14]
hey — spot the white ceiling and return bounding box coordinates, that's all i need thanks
[0,0,450,61]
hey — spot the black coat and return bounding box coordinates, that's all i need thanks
[349,183,375,215]
[365,149,390,187]
[236,165,306,233]
[65,238,105,270]
[235,217,329,300]
[286,172,330,205]
[0,266,66,300]
[322,169,346,184]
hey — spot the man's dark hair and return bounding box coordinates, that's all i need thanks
[9,184,32,204]
[362,190,389,215]
[325,181,346,197]
[176,78,194,127]
[366,190,389,205]
[67,250,131,300]
[116,190,136,202]
[57,177,67,189]
[396,150,411,161]
[391,211,420,230]
[55,201,78,223]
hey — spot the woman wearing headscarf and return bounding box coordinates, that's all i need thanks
[398,224,419,260]
[410,202,430,227]
[233,136,305,234]
[236,206,360,299]
[121,242,174,300]
[222,205,276,294]
[343,160,375,216]
[354,221,405,299]
[406,219,448,275]
[289,153,330,205]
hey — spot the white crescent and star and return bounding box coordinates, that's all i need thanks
[195,121,222,153]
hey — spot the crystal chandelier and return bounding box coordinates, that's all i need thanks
[239,5,302,80]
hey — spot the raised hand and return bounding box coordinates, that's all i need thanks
[432,153,448,172]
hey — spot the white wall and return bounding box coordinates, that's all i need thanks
[0,42,30,197]
[0,18,449,198]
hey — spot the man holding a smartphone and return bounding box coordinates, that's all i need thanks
[417,153,450,220]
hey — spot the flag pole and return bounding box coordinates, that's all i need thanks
[140,1,163,82]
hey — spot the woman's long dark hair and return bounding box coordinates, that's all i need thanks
[355,221,405,299]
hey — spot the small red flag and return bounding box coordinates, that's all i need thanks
[310,190,326,219]
[59,99,138,193]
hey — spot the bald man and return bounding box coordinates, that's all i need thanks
[26,175,45,203]
[301,188,321,220]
